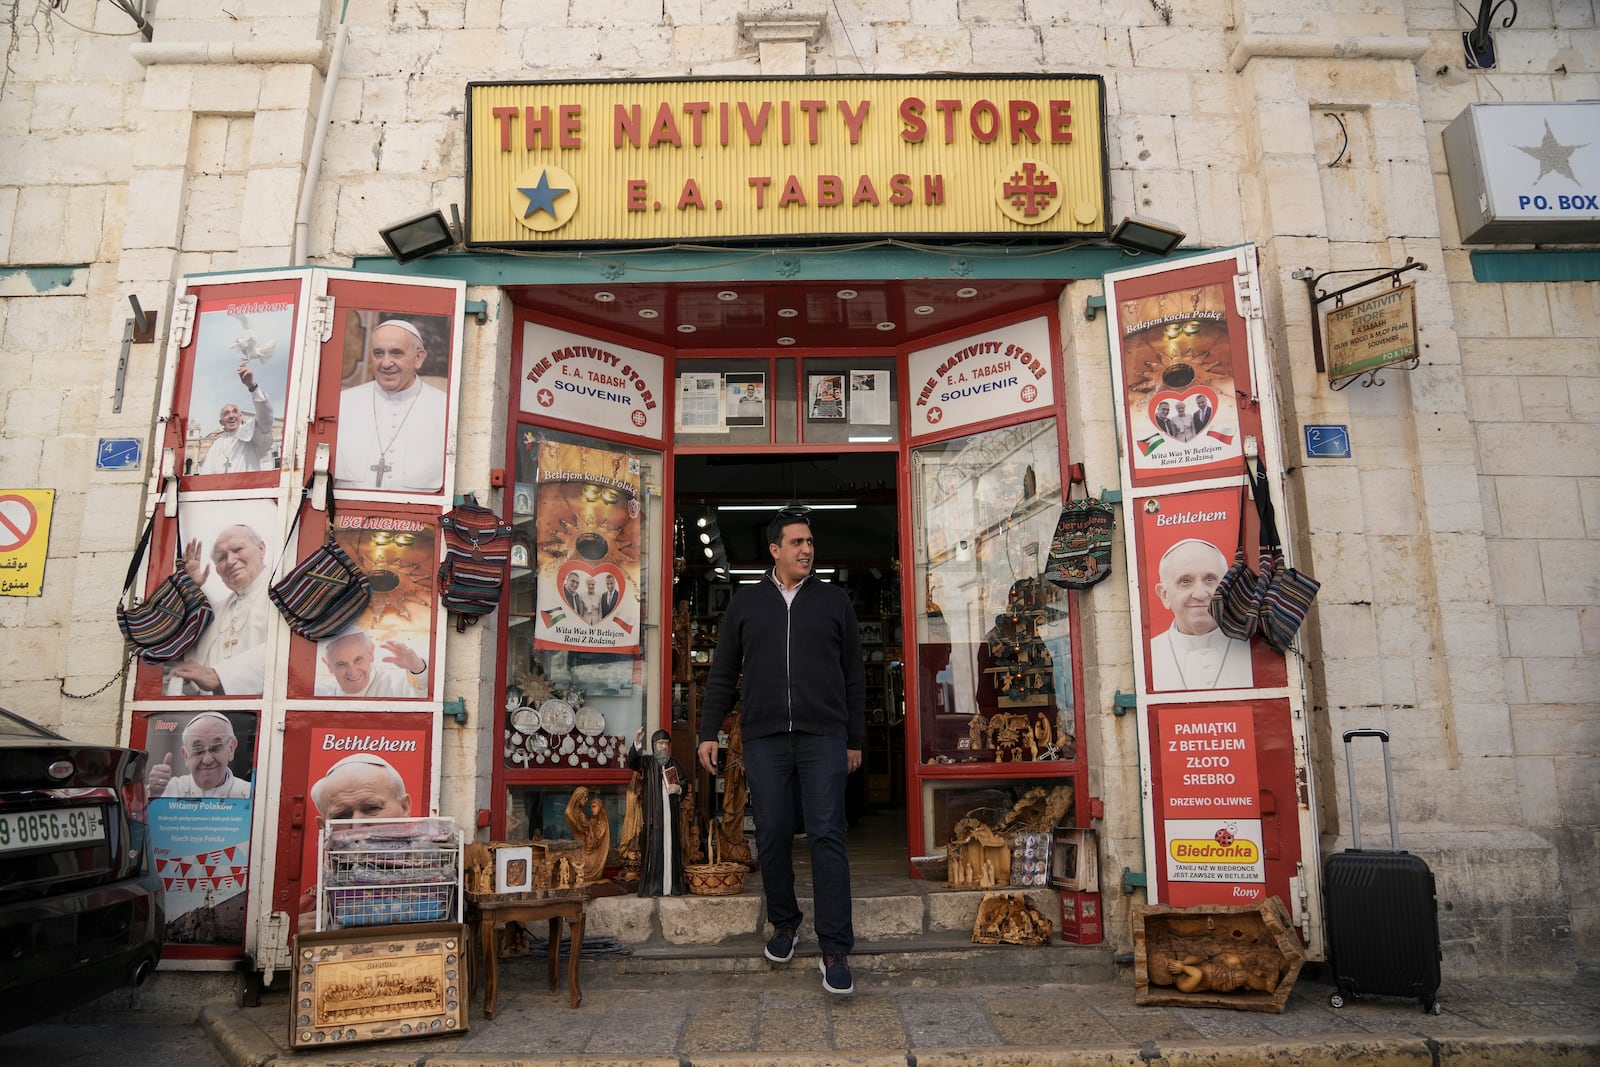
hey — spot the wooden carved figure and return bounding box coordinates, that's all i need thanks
[564,786,611,884]
[627,728,687,896]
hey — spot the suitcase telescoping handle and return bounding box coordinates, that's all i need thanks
[1342,728,1402,851]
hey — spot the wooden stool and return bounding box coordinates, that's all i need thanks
[467,896,585,1016]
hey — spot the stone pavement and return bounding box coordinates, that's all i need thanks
[194,946,1600,1067]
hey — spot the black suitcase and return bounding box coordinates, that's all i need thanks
[1323,728,1442,1014]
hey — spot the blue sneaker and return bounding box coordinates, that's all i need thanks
[764,926,797,963]
[820,953,854,995]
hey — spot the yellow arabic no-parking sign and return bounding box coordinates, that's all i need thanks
[0,490,54,596]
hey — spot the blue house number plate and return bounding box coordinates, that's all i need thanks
[1304,425,1351,459]
[96,438,143,471]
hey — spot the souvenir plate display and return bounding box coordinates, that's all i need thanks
[538,699,575,735]
[503,689,629,769]
[510,704,541,734]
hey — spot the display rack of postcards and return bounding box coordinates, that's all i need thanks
[317,817,464,931]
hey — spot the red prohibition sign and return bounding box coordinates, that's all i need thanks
[0,494,39,552]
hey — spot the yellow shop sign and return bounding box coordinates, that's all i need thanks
[467,76,1107,245]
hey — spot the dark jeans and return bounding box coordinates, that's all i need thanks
[743,730,855,956]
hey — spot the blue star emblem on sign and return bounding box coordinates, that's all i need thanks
[512,165,578,233]
[519,171,568,218]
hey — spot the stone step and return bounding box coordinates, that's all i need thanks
[530,882,1117,986]
[586,882,1062,944]
[574,933,1118,987]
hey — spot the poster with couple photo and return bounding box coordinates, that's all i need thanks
[531,438,643,653]
[1110,261,1256,488]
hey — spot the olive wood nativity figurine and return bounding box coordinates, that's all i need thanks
[564,786,611,884]
[971,891,1053,946]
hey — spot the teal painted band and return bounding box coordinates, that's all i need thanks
[1470,250,1600,283]
[349,243,1215,286]
[0,264,89,291]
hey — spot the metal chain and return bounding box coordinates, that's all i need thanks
[59,651,137,699]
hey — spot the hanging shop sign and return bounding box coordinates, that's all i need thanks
[906,313,1056,437]
[1323,284,1418,384]
[521,320,665,439]
[1442,101,1600,244]
[467,76,1108,245]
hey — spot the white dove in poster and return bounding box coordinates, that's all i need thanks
[229,332,277,364]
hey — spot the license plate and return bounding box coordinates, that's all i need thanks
[0,807,106,854]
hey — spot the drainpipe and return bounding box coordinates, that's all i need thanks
[293,1,350,266]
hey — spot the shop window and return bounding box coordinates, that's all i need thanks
[920,776,1077,851]
[503,425,663,773]
[799,356,899,444]
[673,357,774,445]
[670,354,898,445]
[503,783,632,846]
[911,418,1074,766]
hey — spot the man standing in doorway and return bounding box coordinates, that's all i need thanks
[335,318,448,492]
[697,506,865,995]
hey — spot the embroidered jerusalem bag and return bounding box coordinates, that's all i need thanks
[1044,485,1117,590]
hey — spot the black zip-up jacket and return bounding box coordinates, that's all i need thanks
[697,571,866,750]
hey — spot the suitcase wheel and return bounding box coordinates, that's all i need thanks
[1329,993,1345,1009]
[1422,997,1441,1015]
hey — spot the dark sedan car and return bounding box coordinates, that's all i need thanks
[0,708,165,1033]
